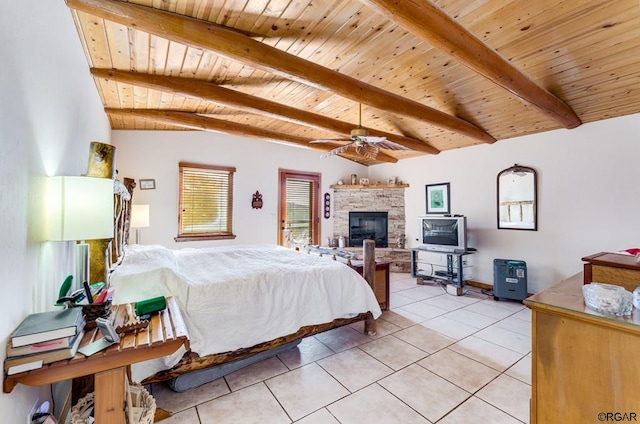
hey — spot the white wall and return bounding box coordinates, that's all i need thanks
[112,131,366,248]
[370,113,640,293]
[1,1,110,420]
[115,113,640,294]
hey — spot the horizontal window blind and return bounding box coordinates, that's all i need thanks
[286,178,314,243]
[178,162,235,240]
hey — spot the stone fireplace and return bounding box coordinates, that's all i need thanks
[332,184,411,272]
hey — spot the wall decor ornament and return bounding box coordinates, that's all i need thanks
[324,192,331,219]
[252,190,263,209]
[86,141,116,178]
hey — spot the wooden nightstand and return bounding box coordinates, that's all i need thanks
[4,297,189,424]
[350,260,390,310]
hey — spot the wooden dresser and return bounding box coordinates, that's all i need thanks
[524,274,640,423]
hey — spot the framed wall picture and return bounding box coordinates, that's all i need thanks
[139,179,156,190]
[426,182,450,214]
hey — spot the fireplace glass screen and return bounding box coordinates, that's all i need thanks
[349,211,388,248]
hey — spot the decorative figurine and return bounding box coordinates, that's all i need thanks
[252,190,263,209]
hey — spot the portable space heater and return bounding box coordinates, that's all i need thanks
[493,259,528,301]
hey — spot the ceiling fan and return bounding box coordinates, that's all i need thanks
[310,104,409,160]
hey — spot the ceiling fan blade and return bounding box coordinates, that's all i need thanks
[376,140,412,151]
[321,144,352,158]
[310,138,351,144]
[355,143,379,159]
[363,136,387,144]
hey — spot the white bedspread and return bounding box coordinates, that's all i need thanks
[110,244,382,379]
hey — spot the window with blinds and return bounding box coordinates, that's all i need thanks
[176,162,236,241]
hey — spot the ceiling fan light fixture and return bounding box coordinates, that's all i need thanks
[350,127,369,139]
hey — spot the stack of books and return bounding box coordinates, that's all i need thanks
[4,307,85,375]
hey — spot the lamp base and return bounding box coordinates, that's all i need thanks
[76,242,89,290]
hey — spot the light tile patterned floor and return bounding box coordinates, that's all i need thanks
[153,273,531,423]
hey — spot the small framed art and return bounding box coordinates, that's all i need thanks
[426,182,450,214]
[139,179,156,190]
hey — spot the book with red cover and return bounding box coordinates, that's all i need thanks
[5,329,85,375]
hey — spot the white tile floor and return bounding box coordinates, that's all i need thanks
[153,273,531,423]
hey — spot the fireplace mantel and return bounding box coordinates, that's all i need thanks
[330,183,409,189]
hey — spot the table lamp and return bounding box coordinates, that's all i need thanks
[130,204,149,244]
[47,176,113,289]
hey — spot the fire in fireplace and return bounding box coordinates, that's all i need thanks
[349,211,388,248]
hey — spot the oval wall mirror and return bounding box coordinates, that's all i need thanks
[497,164,537,230]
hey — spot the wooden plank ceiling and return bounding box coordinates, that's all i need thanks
[66,0,640,165]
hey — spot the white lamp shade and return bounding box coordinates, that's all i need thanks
[47,176,114,241]
[130,204,150,228]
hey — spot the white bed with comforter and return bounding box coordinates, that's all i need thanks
[109,244,382,381]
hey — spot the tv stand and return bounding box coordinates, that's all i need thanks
[410,248,476,288]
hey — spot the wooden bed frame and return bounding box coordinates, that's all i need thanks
[87,142,378,390]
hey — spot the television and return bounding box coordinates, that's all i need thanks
[418,215,467,252]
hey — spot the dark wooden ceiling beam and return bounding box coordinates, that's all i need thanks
[360,0,582,129]
[66,0,495,144]
[104,108,398,164]
[91,68,439,155]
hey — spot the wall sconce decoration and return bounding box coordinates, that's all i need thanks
[252,190,263,209]
[324,192,331,219]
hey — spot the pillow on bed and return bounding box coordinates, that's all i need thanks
[112,245,183,304]
[122,244,179,272]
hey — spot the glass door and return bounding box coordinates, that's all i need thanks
[278,170,320,247]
